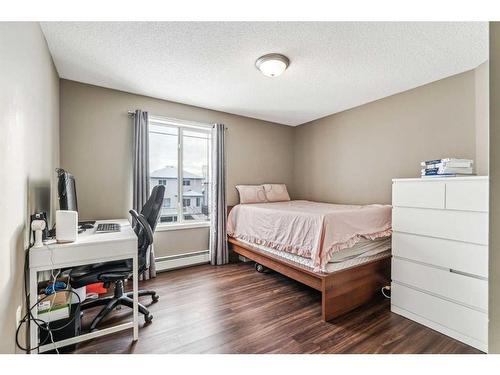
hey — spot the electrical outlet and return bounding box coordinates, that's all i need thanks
[15,305,22,329]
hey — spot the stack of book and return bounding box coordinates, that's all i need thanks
[421,158,474,178]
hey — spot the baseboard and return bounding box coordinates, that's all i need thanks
[155,250,210,272]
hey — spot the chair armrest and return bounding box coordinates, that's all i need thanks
[129,209,154,245]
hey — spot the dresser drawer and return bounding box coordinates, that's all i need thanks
[392,181,445,209]
[392,232,488,278]
[391,283,488,346]
[392,207,488,245]
[445,180,488,212]
[392,258,487,310]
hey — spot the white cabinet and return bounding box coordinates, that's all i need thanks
[392,257,488,310]
[392,207,488,245]
[392,284,488,349]
[391,176,489,352]
[392,180,445,209]
[392,232,488,278]
[445,179,489,212]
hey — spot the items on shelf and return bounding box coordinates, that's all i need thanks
[37,290,72,323]
[420,158,474,178]
[35,275,83,353]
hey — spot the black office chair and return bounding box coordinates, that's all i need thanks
[70,185,165,332]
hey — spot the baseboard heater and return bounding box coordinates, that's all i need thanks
[155,250,210,272]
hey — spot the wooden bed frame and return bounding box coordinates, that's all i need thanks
[229,238,390,321]
[227,207,391,321]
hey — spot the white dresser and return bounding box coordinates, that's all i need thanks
[391,176,489,352]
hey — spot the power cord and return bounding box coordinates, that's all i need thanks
[47,247,61,354]
[16,245,82,353]
[381,285,391,299]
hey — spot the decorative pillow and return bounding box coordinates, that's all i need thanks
[236,185,268,204]
[263,184,291,202]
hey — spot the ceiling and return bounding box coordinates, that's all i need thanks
[40,22,488,126]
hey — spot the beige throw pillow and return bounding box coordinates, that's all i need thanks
[236,185,268,204]
[263,184,291,202]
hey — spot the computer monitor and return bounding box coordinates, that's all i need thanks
[56,168,78,212]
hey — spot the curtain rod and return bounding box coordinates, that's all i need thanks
[128,111,227,130]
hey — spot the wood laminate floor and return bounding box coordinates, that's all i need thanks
[70,262,481,354]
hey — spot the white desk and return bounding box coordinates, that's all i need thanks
[28,219,138,354]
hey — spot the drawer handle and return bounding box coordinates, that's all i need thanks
[450,268,487,281]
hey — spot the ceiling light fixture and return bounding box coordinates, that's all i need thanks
[255,53,290,77]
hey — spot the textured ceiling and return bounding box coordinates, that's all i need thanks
[41,22,488,126]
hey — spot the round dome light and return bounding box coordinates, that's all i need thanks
[255,53,290,77]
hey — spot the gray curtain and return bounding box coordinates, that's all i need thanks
[210,123,228,265]
[133,109,156,279]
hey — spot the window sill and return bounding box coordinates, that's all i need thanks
[155,221,211,232]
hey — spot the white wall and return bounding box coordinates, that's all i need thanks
[0,23,60,353]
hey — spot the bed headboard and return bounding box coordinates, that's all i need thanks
[227,205,235,216]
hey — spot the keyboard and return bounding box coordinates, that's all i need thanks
[95,223,121,233]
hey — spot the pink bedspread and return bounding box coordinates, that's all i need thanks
[227,200,392,271]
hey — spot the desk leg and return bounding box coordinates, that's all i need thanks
[29,268,38,354]
[132,254,139,341]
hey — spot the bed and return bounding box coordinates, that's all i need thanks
[227,200,392,321]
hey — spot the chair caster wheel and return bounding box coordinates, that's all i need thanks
[152,294,159,303]
[255,263,265,273]
[145,314,153,323]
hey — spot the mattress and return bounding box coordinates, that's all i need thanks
[227,200,392,271]
[237,237,391,273]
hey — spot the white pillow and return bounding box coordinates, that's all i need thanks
[236,185,268,204]
[262,184,291,202]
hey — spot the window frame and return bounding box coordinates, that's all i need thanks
[149,115,212,228]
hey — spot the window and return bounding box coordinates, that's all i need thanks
[160,216,178,223]
[149,116,211,225]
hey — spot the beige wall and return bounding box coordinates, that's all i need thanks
[489,22,500,353]
[59,80,294,257]
[154,227,210,257]
[0,23,60,353]
[293,68,484,205]
[476,61,490,175]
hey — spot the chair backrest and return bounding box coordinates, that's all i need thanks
[130,185,165,271]
[140,185,165,233]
